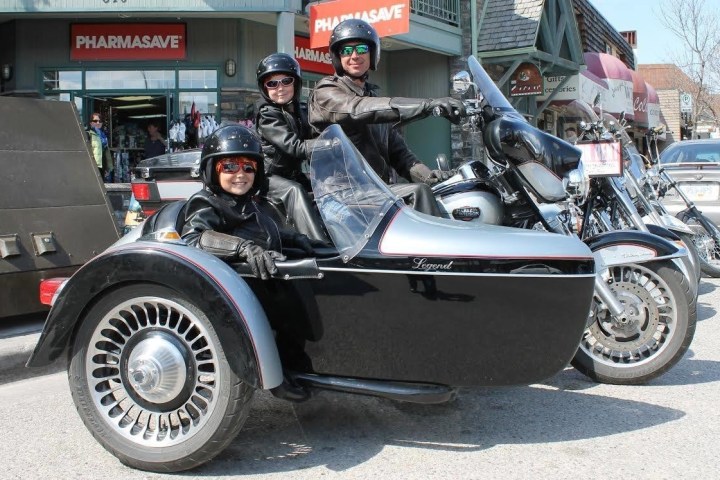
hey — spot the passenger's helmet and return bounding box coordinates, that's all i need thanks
[200,125,265,194]
[329,19,380,75]
[256,53,303,103]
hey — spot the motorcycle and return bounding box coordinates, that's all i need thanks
[643,127,720,277]
[432,57,696,385]
[27,107,601,470]
[552,102,702,287]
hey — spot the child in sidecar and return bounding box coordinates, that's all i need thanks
[179,124,321,279]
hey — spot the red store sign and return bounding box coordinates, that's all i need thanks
[70,24,187,61]
[295,36,334,75]
[309,0,410,49]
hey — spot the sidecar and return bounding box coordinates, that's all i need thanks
[27,125,596,472]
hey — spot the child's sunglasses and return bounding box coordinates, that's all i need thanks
[264,77,295,89]
[339,44,370,56]
[215,157,257,174]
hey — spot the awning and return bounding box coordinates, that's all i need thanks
[631,69,648,126]
[583,52,634,119]
[646,82,662,130]
[536,69,609,105]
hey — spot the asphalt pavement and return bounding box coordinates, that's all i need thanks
[0,313,55,383]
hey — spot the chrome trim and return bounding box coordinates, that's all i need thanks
[319,266,595,279]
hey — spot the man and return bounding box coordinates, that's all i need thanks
[144,119,167,159]
[564,126,578,143]
[308,19,465,216]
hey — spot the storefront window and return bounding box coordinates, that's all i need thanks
[179,70,217,89]
[179,92,218,116]
[86,70,175,90]
[43,71,82,91]
[45,94,83,117]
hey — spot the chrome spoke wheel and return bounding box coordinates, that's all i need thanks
[85,296,220,447]
[582,264,678,368]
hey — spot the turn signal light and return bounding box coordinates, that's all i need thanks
[39,277,69,306]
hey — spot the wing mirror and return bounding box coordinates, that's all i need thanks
[452,70,473,95]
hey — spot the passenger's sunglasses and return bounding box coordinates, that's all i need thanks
[91,118,102,123]
[339,44,370,56]
[264,77,295,89]
[215,157,257,175]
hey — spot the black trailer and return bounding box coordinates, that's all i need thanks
[0,97,119,319]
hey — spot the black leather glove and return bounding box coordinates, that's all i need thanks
[238,241,286,280]
[427,97,466,124]
[409,163,455,185]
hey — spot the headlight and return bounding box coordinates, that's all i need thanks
[564,164,590,202]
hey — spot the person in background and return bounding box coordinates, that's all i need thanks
[255,52,330,242]
[564,126,578,143]
[87,112,112,180]
[144,118,167,159]
[308,19,465,217]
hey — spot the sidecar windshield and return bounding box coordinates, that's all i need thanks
[310,124,401,261]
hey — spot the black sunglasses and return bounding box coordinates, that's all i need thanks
[91,118,101,123]
[264,77,295,89]
[339,44,370,56]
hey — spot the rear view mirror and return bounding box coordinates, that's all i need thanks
[452,71,473,95]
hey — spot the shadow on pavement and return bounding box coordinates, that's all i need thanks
[190,367,684,476]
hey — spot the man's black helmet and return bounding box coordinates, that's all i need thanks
[329,19,380,75]
[200,125,265,194]
[256,53,303,103]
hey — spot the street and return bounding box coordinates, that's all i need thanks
[1,279,719,479]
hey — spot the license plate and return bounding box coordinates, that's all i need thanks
[679,183,720,201]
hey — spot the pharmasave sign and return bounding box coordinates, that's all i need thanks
[309,0,410,48]
[295,36,334,75]
[71,24,186,61]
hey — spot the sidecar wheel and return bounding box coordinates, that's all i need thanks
[68,284,255,472]
[572,261,696,385]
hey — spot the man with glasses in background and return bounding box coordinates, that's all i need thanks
[308,19,465,216]
[87,113,112,180]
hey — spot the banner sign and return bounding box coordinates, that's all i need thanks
[295,36,335,75]
[71,24,187,61]
[509,62,543,97]
[309,0,410,49]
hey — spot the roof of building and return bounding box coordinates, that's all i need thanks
[477,0,544,52]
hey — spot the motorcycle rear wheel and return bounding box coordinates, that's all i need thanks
[572,261,696,385]
[68,284,255,472]
[677,210,720,278]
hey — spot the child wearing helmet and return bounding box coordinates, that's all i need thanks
[255,52,329,243]
[308,19,466,216]
[180,124,316,280]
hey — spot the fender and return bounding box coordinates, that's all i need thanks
[584,229,683,268]
[27,241,282,390]
[643,213,694,235]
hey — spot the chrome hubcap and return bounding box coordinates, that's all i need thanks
[85,296,220,447]
[127,334,187,403]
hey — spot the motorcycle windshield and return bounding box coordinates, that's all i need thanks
[467,55,523,119]
[600,112,647,179]
[310,124,400,261]
[556,100,600,139]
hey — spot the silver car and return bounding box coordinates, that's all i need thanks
[659,139,720,226]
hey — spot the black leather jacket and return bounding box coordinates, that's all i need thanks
[308,75,430,183]
[181,189,300,257]
[256,100,313,183]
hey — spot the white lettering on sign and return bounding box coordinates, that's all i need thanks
[75,35,182,49]
[313,4,406,33]
[295,46,332,64]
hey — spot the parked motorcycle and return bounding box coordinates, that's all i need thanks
[552,102,702,287]
[432,57,696,385]
[643,127,720,277]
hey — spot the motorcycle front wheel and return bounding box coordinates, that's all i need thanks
[572,261,696,385]
[677,210,720,278]
[68,284,256,472]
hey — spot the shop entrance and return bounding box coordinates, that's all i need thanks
[85,94,170,181]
